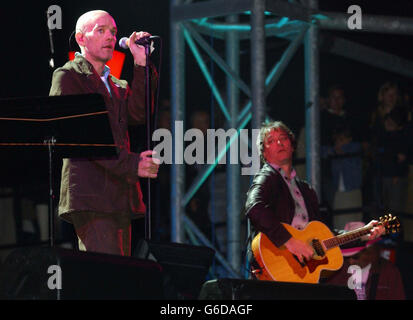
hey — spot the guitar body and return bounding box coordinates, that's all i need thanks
[251,221,344,283]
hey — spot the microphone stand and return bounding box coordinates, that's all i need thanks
[45,136,56,247]
[144,42,152,241]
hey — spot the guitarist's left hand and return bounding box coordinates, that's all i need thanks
[366,220,385,241]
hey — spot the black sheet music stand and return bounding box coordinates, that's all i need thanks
[0,94,117,247]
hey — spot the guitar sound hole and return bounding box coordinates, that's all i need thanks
[293,254,307,267]
[312,239,325,257]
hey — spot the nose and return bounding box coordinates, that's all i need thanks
[105,30,116,41]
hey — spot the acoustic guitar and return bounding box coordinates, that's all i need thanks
[251,214,400,284]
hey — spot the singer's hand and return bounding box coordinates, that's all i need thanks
[137,150,160,178]
[129,31,151,66]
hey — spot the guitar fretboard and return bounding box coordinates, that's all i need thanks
[322,226,373,250]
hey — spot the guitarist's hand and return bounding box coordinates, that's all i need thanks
[284,237,314,263]
[366,220,385,241]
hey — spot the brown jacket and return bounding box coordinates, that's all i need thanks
[49,54,155,222]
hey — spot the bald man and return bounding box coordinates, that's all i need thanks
[50,10,159,256]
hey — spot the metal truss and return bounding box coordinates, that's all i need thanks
[169,0,413,278]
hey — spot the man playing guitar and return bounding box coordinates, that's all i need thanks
[244,121,384,280]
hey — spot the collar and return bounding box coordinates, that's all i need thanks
[268,163,296,181]
[74,52,111,78]
[326,107,346,117]
[101,64,111,80]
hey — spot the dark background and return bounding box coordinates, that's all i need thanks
[2,0,413,124]
[2,0,412,210]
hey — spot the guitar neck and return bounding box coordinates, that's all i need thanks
[323,225,373,251]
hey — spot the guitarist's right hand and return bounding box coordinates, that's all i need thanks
[284,237,314,263]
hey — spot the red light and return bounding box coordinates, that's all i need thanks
[68,51,126,79]
[68,51,75,61]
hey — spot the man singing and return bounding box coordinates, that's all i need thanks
[49,10,159,256]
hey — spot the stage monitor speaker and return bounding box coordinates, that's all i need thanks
[0,246,164,300]
[134,240,215,299]
[199,278,357,300]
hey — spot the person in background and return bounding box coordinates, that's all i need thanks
[320,85,351,208]
[370,82,403,140]
[379,107,410,214]
[322,125,363,230]
[326,221,405,300]
[186,109,213,240]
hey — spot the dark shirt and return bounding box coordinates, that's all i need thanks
[320,109,347,146]
[380,128,410,178]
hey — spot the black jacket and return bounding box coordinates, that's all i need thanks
[245,163,324,247]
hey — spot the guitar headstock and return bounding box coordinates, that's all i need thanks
[379,214,401,234]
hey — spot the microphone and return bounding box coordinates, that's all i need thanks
[119,36,159,49]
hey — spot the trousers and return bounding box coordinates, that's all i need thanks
[71,211,131,256]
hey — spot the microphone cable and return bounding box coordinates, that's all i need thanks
[68,29,76,52]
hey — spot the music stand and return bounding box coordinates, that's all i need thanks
[0,93,117,246]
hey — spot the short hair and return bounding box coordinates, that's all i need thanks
[377,81,400,104]
[256,121,296,163]
[75,10,110,34]
[327,84,345,97]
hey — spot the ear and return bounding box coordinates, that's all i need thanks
[75,32,85,48]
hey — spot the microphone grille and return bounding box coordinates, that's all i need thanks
[119,37,128,49]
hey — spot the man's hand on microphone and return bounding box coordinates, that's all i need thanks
[137,150,160,179]
[128,31,151,67]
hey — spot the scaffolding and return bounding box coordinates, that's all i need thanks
[169,0,413,278]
